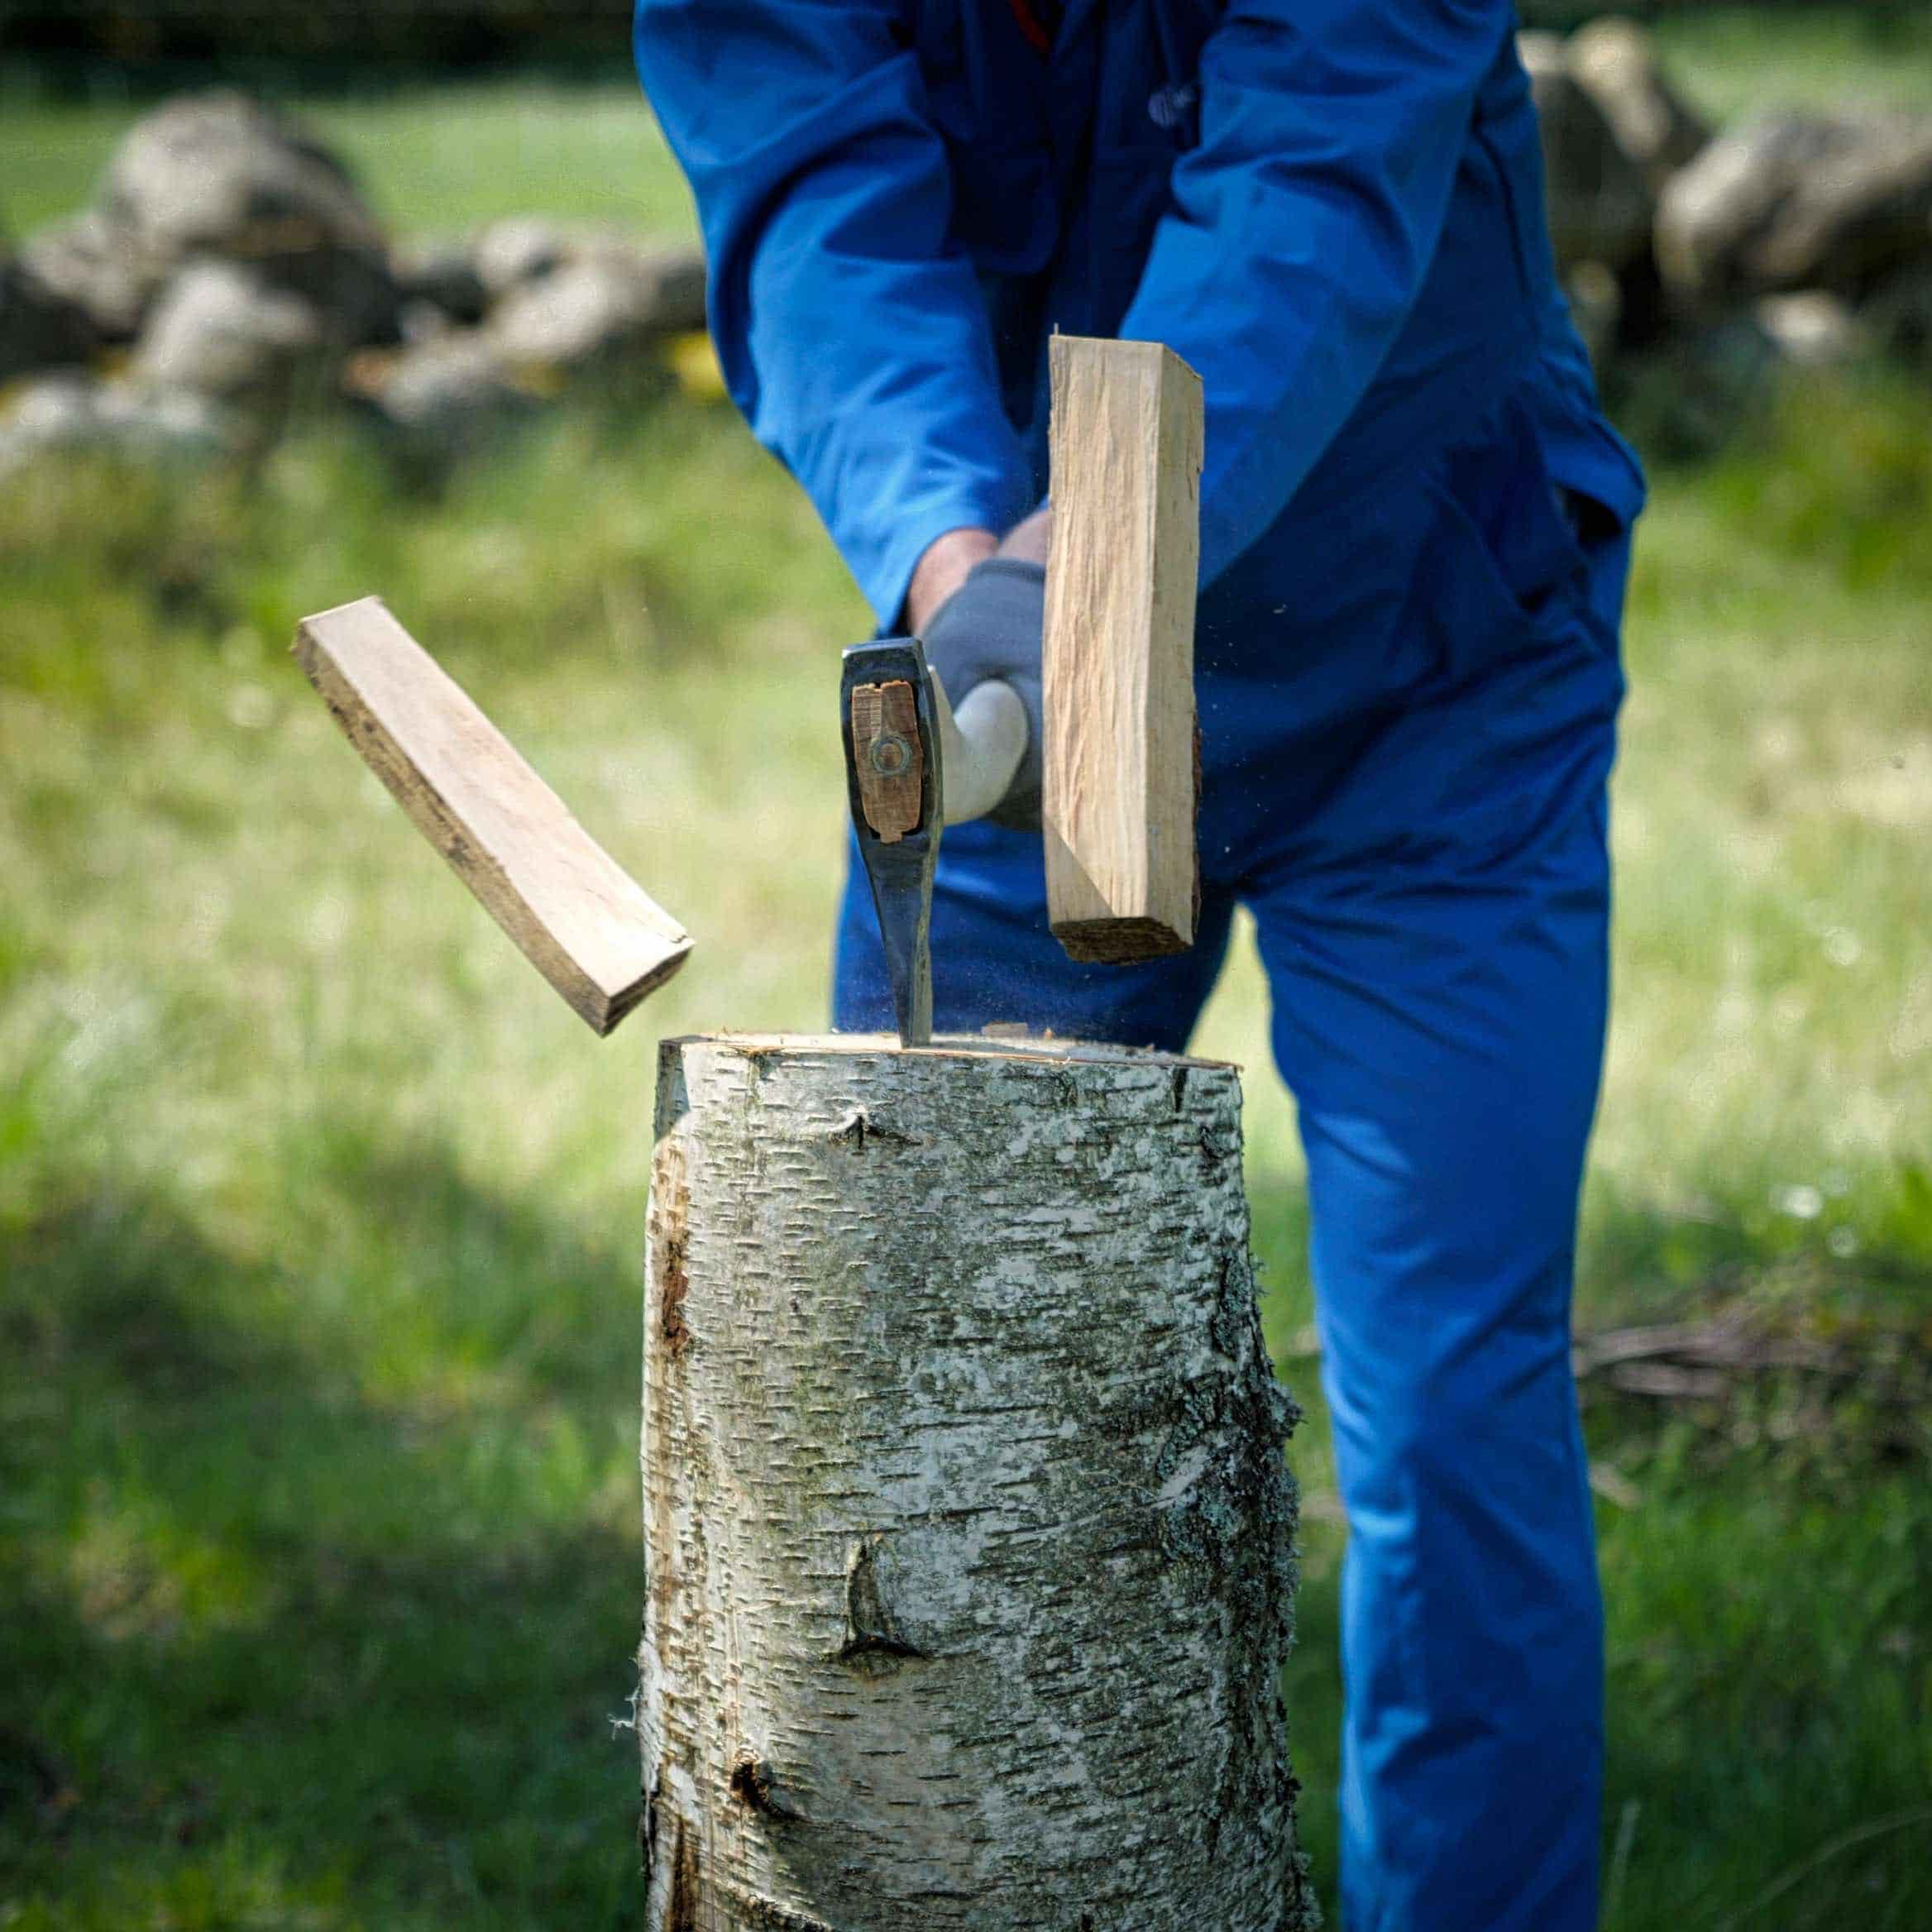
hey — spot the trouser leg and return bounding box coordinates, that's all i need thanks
[1246,519,1628,1930]
[1260,831,1609,1930]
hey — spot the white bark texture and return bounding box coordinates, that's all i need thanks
[640,1034,1311,1932]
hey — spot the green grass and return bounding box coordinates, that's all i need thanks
[0,79,696,238]
[1652,7,1932,122]
[0,409,864,1932]
[6,4,1932,241]
[1224,362,1932,1925]
[5,33,1932,1932]
[2,385,1925,1932]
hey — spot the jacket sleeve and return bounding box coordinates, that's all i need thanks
[1117,0,1515,587]
[634,0,1035,628]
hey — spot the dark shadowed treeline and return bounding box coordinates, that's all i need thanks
[2,0,1925,79]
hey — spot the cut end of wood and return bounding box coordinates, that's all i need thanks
[662,1030,1237,1074]
[292,593,692,1039]
[585,944,692,1036]
[1049,916,1193,965]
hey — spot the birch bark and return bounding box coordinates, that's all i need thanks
[640,1034,1311,1932]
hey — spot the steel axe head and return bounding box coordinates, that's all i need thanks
[840,638,944,1048]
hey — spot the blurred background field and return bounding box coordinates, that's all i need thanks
[3,7,1930,1930]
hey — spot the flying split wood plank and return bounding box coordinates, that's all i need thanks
[293,595,691,1035]
[1042,334,1204,964]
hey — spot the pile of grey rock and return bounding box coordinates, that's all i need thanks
[5,31,1931,485]
[0,90,705,481]
[1527,17,1932,375]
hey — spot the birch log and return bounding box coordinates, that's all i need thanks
[640,1034,1312,1932]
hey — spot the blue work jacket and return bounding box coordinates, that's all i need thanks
[634,0,1644,639]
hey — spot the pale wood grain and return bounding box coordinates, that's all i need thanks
[293,595,690,1035]
[1042,335,1204,964]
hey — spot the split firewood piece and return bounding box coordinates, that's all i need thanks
[293,595,691,1035]
[1043,334,1204,964]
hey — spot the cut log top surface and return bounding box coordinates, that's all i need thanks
[671,1030,1236,1074]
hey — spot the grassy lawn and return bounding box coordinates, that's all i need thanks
[0,79,696,238]
[4,5,1932,237]
[1650,6,1932,120]
[5,17,1931,1930]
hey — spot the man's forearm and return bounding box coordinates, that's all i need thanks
[905,528,997,634]
[996,506,1051,569]
[905,509,1051,634]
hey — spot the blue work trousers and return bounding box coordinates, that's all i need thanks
[834,432,1628,1930]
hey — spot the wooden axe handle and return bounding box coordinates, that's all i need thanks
[293,595,691,1036]
[1042,335,1204,964]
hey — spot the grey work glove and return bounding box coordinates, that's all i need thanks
[919,556,1045,831]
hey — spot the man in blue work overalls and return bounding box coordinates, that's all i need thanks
[638,4,1644,1925]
